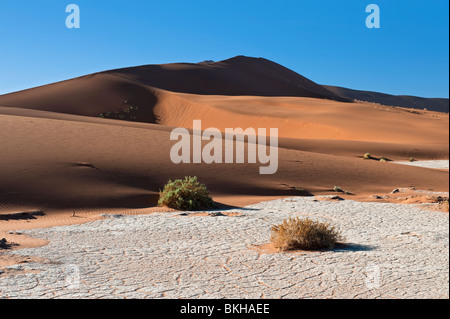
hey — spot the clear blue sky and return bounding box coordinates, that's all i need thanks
[0,0,448,97]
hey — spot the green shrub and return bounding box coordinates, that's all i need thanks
[98,105,140,121]
[158,176,215,211]
[334,186,343,192]
[270,217,342,251]
[363,153,371,159]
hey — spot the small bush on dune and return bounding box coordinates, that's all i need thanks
[363,153,371,160]
[270,217,342,251]
[158,176,215,211]
[98,105,140,121]
[334,186,345,193]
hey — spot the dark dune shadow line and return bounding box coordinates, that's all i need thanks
[211,201,258,211]
[0,210,45,221]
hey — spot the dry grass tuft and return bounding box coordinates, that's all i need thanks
[270,217,343,251]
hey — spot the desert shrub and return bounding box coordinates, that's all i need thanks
[98,105,140,121]
[334,186,343,192]
[158,176,215,211]
[363,153,371,159]
[379,157,388,162]
[409,157,415,162]
[270,217,342,251]
[0,238,8,249]
[333,186,352,195]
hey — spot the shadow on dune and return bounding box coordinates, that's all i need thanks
[92,193,160,209]
[211,202,258,211]
[279,183,315,197]
[0,210,45,221]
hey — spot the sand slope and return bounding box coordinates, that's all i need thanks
[0,56,346,115]
[104,56,347,99]
[0,56,448,214]
[0,70,447,145]
[155,91,449,144]
[324,85,449,113]
[0,106,448,213]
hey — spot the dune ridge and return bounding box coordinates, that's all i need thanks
[324,85,449,113]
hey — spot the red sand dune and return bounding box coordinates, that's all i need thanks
[0,56,346,116]
[0,56,448,215]
[324,85,449,113]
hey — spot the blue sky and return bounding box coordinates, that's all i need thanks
[0,0,448,97]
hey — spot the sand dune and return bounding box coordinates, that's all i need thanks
[0,56,448,216]
[155,90,449,144]
[0,105,447,214]
[0,70,447,145]
[104,56,346,99]
[0,56,347,116]
[0,73,159,123]
[324,85,449,113]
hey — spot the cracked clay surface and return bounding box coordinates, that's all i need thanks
[0,197,448,299]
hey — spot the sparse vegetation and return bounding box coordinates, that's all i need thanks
[379,157,388,162]
[0,238,15,249]
[0,238,8,249]
[333,186,352,195]
[437,197,449,212]
[334,186,343,192]
[363,153,371,160]
[158,176,215,211]
[98,105,140,121]
[270,217,343,251]
[409,157,415,162]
